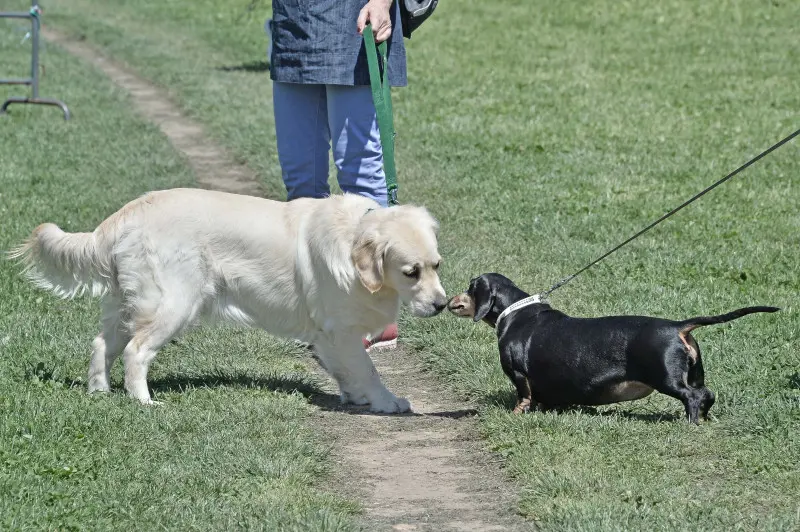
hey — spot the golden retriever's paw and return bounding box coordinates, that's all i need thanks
[87,383,110,394]
[139,398,163,407]
[369,394,412,414]
[340,391,370,406]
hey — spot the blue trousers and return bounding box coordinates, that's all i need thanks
[272,81,387,207]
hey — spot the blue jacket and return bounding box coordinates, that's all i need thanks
[270,0,408,87]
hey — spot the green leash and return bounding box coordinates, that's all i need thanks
[363,24,399,205]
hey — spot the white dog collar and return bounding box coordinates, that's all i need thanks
[495,295,542,326]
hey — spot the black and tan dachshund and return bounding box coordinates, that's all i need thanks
[448,273,779,423]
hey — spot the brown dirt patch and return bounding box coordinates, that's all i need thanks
[312,346,532,531]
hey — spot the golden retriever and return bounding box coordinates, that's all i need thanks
[11,189,447,413]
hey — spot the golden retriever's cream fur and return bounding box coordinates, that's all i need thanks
[12,189,447,413]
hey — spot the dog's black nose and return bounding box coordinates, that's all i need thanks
[434,302,447,313]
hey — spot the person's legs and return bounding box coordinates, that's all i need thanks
[273,82,331,200]
[273,84,395,350]
[326,84,395,349]
[326,84,388,207]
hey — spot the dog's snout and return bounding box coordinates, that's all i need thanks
[434,301,447,313]
[447,295,465,310]
[446,293,475,318]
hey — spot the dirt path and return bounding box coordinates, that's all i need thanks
[314,348,529,531]
[45,29,533,532]
[43,28,262,198]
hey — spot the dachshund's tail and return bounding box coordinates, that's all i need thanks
[678,306,779,332]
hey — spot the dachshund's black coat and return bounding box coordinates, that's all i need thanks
[448,273,778,422]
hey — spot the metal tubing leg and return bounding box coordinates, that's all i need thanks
[0,3,70,120]
[1,97,71,120]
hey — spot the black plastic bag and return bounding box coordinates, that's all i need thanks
[400,0,439,38]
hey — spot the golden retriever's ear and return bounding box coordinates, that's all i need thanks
[415,206,439,236]
[352,233,384,293]
[430,216,440,237]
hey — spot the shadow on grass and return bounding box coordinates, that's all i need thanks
[484,389,680,423]
[147,371,476,418]
[306,389,477,418]
[22,361,83,388]
[148,371,323,397]
[22,362,477,417]
[595,409,681,423]
[216,60,270,73]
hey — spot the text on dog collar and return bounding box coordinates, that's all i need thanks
[496,295,542,326]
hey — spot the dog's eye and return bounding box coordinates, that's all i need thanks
[403,266,420,279]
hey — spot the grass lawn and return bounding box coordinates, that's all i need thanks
[0,23,356,531]
[6,0,800,529]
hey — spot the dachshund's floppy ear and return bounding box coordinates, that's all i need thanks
[471,276,495,322]
[352,230,385,293]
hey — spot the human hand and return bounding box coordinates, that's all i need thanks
[357,0,393,43]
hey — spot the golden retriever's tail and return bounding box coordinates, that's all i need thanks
[8,223,112,299]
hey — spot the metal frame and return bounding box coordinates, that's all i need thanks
[1,2,70,120]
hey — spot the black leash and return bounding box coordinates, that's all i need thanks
[541,127,800,299]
